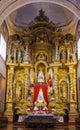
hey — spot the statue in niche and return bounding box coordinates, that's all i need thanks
[60,50,66,60]
[48,69,53,80]
[16,84,22,101]
[37,68,45,82]
[60,82,67,101]
[37,87,45,103]
[47,69,54,95]
[30,69,35,85]
[60,46,66,62]
[17,48,22,62]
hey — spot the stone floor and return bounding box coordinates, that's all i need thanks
[0,124,79,130]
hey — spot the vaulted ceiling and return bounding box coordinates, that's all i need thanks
[9,2,74,28]
[0,0,80,36]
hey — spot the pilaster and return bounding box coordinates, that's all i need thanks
[24,67,29,101]
[69,66,78,122]
[5,66,14,122]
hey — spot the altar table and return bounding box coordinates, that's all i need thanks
[24,114,56,128]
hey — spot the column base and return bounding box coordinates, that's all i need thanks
[4,102,13,122]
[69,112,78,122]
[69,103,78,122]
[5,110,13,122]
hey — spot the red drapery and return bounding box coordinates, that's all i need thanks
[42,84,48,104]
[33,82,48,104]
[33,83,40,103]
[47,75,52,86]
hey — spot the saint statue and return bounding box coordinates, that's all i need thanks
[48,69,53,79]
[37,88,44,102]
[37,69,45,82]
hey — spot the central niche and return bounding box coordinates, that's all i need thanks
[35,61,48,82]
[37,63,45,82]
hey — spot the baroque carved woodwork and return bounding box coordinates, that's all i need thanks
[6,10,77,114]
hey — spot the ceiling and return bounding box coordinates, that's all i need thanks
[9,2,74,28]
[68,0,80,10]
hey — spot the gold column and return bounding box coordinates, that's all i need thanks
[5,66,14,121]
[69,66,73,102]
[13,47,17,63]
[69,66,77,122]
[73,41,77,62]
[54,67,59,102]
[73,67,77,102]
[67,48,71,63]
[24,67,29,101]
[30,68,34,98]
[55,42,60,62]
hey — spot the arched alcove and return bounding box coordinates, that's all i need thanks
[35,60,48,81]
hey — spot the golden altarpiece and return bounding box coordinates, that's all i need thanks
[5,10,77,121]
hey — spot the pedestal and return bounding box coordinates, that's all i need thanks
[5,102,13,122]
[69,103,78,122]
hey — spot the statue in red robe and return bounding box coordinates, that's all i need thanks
[47,75,52,87]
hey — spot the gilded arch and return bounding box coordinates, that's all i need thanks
[35,60,48,81]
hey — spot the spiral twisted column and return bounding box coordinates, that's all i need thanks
[69,66,74,102]
[54,67,59,102]
[24,67,29,101]
[73,67,77,102]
